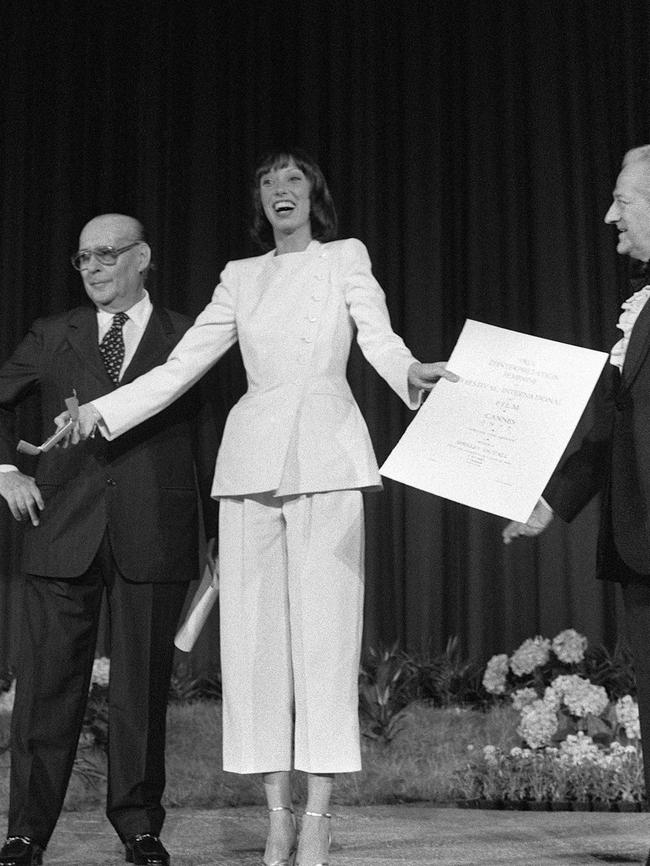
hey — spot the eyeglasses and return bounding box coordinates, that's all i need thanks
[71,241,141,271]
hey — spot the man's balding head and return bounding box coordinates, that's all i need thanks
[76,214,151,312]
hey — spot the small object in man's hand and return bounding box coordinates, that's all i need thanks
[16,392,80,454]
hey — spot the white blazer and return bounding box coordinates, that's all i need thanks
[93,238,422,498]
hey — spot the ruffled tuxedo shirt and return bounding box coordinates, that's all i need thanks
[610,285,650,370]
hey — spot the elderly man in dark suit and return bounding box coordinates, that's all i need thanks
[504,145,650,863]
[0,214,219,866]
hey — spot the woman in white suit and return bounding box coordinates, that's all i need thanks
[69,150,457,866]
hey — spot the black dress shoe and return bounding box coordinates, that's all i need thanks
[124,834,169,866]
[0,837,44,866]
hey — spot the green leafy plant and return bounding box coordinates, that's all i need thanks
[454,736,645,809]
[358,643,417,743]
[414,637,487,707]
[581,639,636,701]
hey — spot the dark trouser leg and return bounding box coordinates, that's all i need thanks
[8,571,104,846]
[620,576,650,801]
[104,571,187,841]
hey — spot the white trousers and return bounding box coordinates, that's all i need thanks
[219,490,365,774]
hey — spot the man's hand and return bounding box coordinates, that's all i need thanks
[54,403,103,445]
[0,470,44,526]
[408,361,460,391]
[502,499,554,544]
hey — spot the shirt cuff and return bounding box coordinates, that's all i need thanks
[0,465,18,473]
[89,403,110,439]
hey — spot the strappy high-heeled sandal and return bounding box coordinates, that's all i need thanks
[264,805,297,866]
[296,811,331,866]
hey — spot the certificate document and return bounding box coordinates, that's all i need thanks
[380,320,608,521]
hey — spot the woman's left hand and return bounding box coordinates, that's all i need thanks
[408,361,459,391]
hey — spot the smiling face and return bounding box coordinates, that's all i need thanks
[259,159,313,250]
[604,161,650,262]
[77,215,150,312]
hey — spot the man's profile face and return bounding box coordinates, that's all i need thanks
[604,161,650,262]
[77,216,148,312]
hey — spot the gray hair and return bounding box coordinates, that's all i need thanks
[621,146,650,202]
[623,145,650,168]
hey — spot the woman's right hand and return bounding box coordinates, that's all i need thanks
[53,404,103,445]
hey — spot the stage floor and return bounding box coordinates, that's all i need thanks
[21,804,650,865]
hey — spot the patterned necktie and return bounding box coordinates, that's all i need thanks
[99,312,128,384]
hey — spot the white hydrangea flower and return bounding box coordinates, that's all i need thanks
[554,734,639,769]
[517,698,558,748]
[482,653,509,694]
[558,732,601,765]
[483,745,499,764]
[510,636,551,676]
[570,683,608,718]
[511,687,538,711]
[542,684,562,710]
[91,657,110,688]
[615,695,641,740]
[552,674,579,695]
[552,629,588,664]
[551,674,608,718]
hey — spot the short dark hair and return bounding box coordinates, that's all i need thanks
[250,148,338,250]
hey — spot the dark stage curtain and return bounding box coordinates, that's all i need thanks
[1,0,649,674]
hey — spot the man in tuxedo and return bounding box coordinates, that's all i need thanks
[504,145,650,860]
[0,214,219,866]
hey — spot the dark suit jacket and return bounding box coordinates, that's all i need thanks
[544,299,650,579]
[0,304,220,581]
